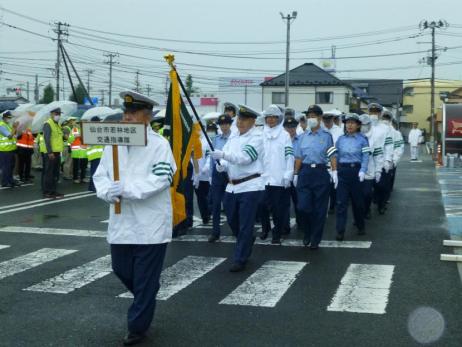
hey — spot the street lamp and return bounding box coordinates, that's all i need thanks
[280,11,297,107]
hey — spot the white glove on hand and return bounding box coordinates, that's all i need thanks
[216,163,226,173]
[331,170,338,189]
[358,171,366,182]
[375,172,381,183]
[211,150,224,160]
[384,160,392,173]
[107,181,123,203]
[193,175,200,189]
[282,178,291,188]
[293,175,299,187]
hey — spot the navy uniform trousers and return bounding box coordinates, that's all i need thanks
[336,164,366,234]
[224,190,263,265]
[373,168,392,211]
[195,180,211,223]
[283,184,302,233]
[296,165,331,246]
[0,150,15,186]
[111,243,167,335]
[362,178,375,217]
[258,185,289,240]
[209,171,228,237]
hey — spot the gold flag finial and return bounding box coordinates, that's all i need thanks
[164,54,175,67]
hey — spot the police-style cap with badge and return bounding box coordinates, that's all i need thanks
[120,90,157,112]
[237,104,260,119]
[381,110,394,120]
[50,107,62,114]
[223,102,238,114]
[216,114,233,125]
[343,113,361,123]
[283,116,298,128]
[303,104,323,116]
[368,102,383,113]
[2,110,13,118]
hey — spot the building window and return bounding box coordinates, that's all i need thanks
[404,87,414,96]
[402,105,414,114]
[316,92,333,104]
[272,92,285,104]
[345,93,350,105]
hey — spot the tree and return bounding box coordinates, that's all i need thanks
[68,83,87,104]
[39,84,55,104]
[185,74,199,96]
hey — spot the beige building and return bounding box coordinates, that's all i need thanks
[402,79,462,138]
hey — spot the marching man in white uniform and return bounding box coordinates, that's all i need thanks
[94,91,176,346]
[211,105,264,272]
[408,122,422,161]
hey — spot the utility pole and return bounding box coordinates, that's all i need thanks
[26,82,30,101]
[84,69,94,96]
[280,11,297,107]
[419,19,448,157]
[164,74,169,104]
[146,84,152,97]
[100,89,105,106]
[34,74,39,103]
[53,21,69,101]
[134,70,141,92]
[244,85,248,104]
[104,52,119,107]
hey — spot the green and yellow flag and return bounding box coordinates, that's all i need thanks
[164,60,202,227]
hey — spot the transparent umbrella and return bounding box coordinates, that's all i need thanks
[81,106,118,121]
[31,101,77,133]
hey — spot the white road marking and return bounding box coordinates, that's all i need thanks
[0,226,106,238]
[175,234,372,249]
[443,240,462,247]
[440,254,462,262]
[24,255,112,294]
[119,255,226,300]
[0,193,96,215]
[0,245,10,251]
[0,183,33,190]
[327,264,395,314]
[220,260,306,307]
[0,191,91,211]
[100,219,109,223]
[0,248,77,280]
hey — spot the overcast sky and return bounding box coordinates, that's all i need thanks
[0,0,461,103]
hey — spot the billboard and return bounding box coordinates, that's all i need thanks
[442,104,462,155]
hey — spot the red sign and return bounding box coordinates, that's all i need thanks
[200,97,218,106]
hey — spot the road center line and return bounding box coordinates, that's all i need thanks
[220,260,306,307]
[327,264,395,314]
[0,245,10,250]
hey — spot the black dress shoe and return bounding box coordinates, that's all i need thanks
[208,234,219,243]
[229,263,245,272]
[336,233,344,241]
[303,238,310,247]
[1,184,14,188]
[53,192,64,199]
[309,245,319,250]
[378,208,385,215]
[123,332,146,346]
[259,231,269,240]
[271,238,281,245]
[43,193,56,199]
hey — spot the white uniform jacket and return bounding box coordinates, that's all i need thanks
[328,124,344,145]
[261,125,294,186]
[364,127,385,180]
[193,135,212,182]
[392,129,404,165]
[372,122,394,163]
[220,126,265,194]
[408,128,422,147]
[94,127,177,244]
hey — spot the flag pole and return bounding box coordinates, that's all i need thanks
[164,54,215,152]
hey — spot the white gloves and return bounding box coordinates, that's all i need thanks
[282,178,291,188]
[375,172,381,183]
[331,170,338,189]
[358,171,365,182]
[384,160,392,173]
[211,150,225,160]
[107,181,123,203]
[193,175,200,189]
[216,163,226,173]
[293,175,299,187]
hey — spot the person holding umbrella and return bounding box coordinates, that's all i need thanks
[0,111,19,188]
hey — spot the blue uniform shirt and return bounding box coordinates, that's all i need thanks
[292,135,300,155]
[295,128,337,165]
[210,131,231,184]
[336,132,370,173]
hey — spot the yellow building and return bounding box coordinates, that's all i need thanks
[402,79,462,138]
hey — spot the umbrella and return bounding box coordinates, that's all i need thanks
[103,112,124,122]
[13,103,34,113]
[81,106,117,121]
[31,101,77,133]
[202,112,221,122]
[15,114,34,134]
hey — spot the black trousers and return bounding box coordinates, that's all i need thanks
[72,158,88,180]
[194,181,211,223]
[17,147,33,180]
[258,185,289,240]
[43,153,61,194]
[111,243,167,334]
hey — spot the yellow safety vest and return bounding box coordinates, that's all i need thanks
[87,145,104,161]
[45,118,64,153]
[0,120,17,152]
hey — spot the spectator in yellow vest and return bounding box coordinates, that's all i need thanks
[87,116,104,192]
[0,111,19,187]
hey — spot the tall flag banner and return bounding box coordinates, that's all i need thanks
[164,57,202,227]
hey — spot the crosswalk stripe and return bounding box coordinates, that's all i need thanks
[0,248,77,280]
[24,255,112,294]
[0,183,33,190]
[220,260,306,307]
[0,191,91,211]
[118,255,226,300]
[0,226,106,238]
[327,264,395,314]
[0,193,95,215]
[0,245,10,250]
